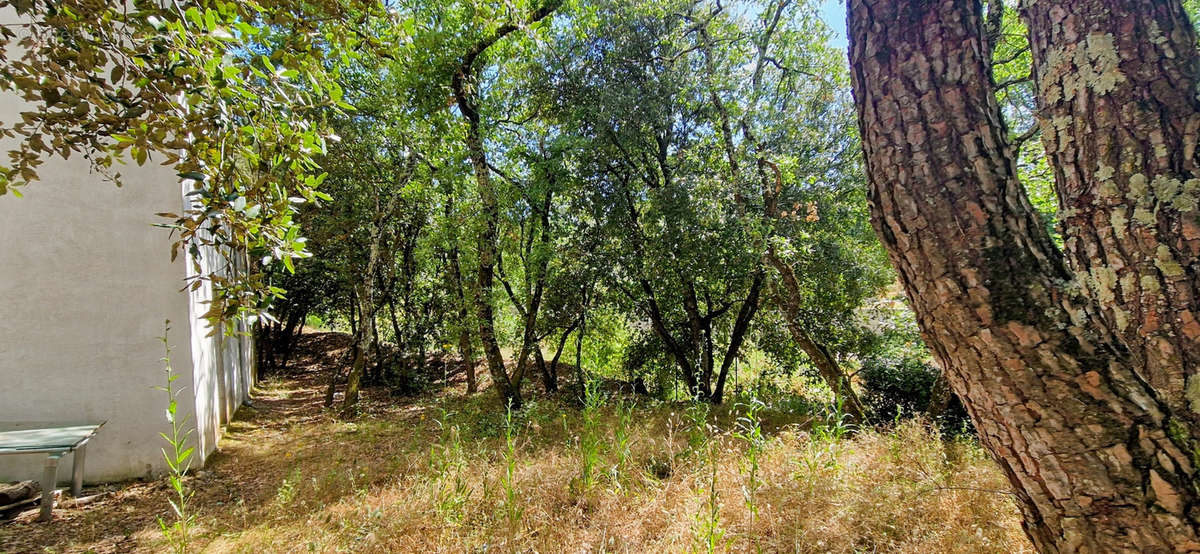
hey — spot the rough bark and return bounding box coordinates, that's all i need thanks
[1022,0,1200,431]
[849,0,1200,550]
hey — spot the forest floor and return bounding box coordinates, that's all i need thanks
[1,331,1031,553]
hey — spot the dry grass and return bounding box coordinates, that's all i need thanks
[1,332,1031,553]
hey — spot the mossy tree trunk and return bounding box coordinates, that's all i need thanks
[849,0,1200,550]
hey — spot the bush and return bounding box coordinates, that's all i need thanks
[860,357,971,433]
[621,332,677,399]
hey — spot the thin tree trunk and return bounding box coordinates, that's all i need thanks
[849,0,1200,549]
[765,252,866,422]
[511,190,554,394]
[347,290,358,338]
[323,363,339,408]
[387,294,403,383]
[444,183,477,394]
[259,321,277,372]
[640,278,701,398]
[575,290,588,402]
[712,270,764,404]
[545,317,580,393]
[458,326,476,394]
[534,347,555,392]
[452,1,561,411]
[342,280,373,415]
[924,370,952,421]
[278,307,307,371]
[341,169,410,412]
[369,311,383,384]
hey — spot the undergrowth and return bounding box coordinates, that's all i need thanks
[192,385,1029,553]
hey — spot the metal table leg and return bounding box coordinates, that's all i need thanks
[39,453,61,522]
[71,443,87,497]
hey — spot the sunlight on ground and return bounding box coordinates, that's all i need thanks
[2,336,1029,553]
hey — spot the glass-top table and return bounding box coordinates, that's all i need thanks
[0,422,105,521]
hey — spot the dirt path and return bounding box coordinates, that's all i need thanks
[0,331,418,553]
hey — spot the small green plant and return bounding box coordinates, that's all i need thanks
[579,378,605,492]
[797,401,853,484]
[430,409,470,524]
[811,398,855,443]
[156,321,195,554]
[499,400,524,529]
[275,466,302,507]
[691,440,727,554]
[734,396,765,536]
[609,398,635,487]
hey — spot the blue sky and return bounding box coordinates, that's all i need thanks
[816,0,848,50]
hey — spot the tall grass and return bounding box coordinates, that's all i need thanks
[577,378,605,493]
[734,396,765,543]
[610,399,635,487]
[691,436,728,554]
[172,388,1027,554]
[499,400,523,530]
[429,408,470,524]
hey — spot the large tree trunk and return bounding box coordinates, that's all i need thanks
[849,0,1200,550]
[459,105,521,409]
[1022,0,1200,428]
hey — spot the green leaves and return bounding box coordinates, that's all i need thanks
[0,0,384,326]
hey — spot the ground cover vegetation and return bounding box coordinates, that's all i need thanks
[1,333,1027,552]
[6,0,1200,550]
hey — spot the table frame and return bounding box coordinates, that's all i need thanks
[0,422,105,521]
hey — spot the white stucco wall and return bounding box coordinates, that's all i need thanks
[0,9,254,483]
[0,145,255,485]
[186,236,256,461]
[0,150,196,482]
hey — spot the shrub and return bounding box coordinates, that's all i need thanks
[860,357,971,433]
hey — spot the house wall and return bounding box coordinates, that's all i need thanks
[185,236,256,461]
[0,149,255,485]
[0,149,197,483]
[0,9,254,482]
